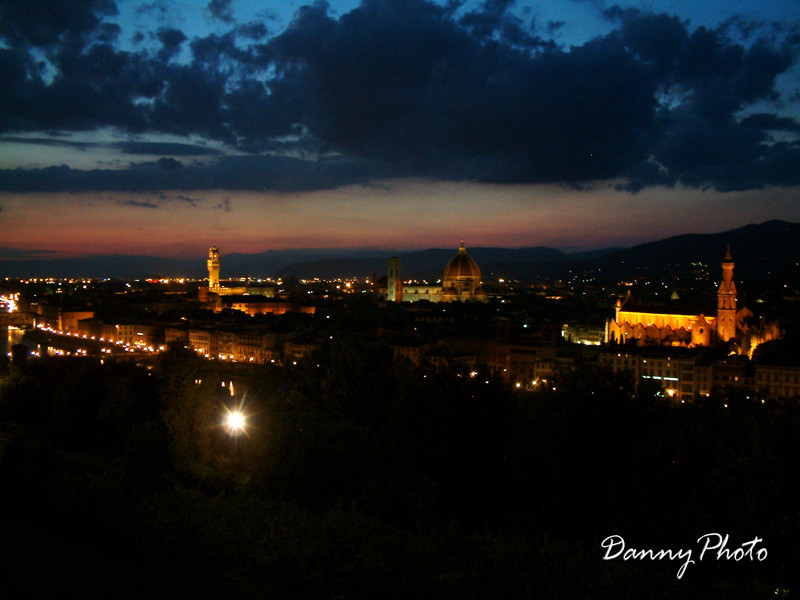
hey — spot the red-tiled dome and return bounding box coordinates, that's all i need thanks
[443,241,481,282]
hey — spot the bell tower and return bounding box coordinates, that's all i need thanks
[716,245,737,342]
[387,257,403,302]
[208,244,220,290]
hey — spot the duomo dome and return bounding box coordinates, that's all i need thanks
[443,241,481,281]
[442,241,484,301]
[385,240,487,303]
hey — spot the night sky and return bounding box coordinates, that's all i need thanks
[1,0,799,260]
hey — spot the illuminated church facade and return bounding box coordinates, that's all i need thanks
[387,241,487,303]
[606,247,771,350]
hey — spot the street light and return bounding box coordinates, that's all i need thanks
[223,407,247,436]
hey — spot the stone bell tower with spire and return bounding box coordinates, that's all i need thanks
[716,245,737,343]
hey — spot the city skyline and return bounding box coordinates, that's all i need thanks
[2,0,800,260]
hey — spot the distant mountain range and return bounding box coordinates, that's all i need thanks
[276,220,800,283]
[584,220,800,284]
[1,220,798,282]
[0,249,387,280]
[272,246,585,281]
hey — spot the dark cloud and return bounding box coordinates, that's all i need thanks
[113,141,223,155]
[740,113,800,132]
[121,199,159,208]
[0,0,798,193]
[0,0,117,46]
[719,15,769,41]
[156,28,187,61]
[268,0,654,181]
[0,135,92,149]
[236,21,269,40]
[207,0,235,23]
[0,154,393,193]
[0,40,155,132]
[135,1,173,21]
[0,136,222,157]
[172,194,201,204]
[605,9,798,190]
[605,8,688,77]
[157,157,183,170]
[148,64,228,139]
[456,0,555,50]
[118,193,201,208]
[189,31,241,66]
[0,247,57,259]
[94,22,122,44]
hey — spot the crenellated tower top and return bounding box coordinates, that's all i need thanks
[208,244,221,289]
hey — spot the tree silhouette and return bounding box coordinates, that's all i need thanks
[155,341,219,469]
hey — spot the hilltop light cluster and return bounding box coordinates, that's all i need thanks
[1,294,19,313]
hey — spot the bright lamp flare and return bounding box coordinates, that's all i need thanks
[224,409,247,435]
[227,411,245,429]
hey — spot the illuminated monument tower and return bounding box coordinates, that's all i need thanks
[208,244,221,290]
[387,257,403,302]
[716,245,737,342]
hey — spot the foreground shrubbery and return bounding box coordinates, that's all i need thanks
[1,341,798,597]
[0,436,690,599]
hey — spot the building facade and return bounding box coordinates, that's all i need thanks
[606,247,751,349]
[386,241,487,303]
[198,245,248,302]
